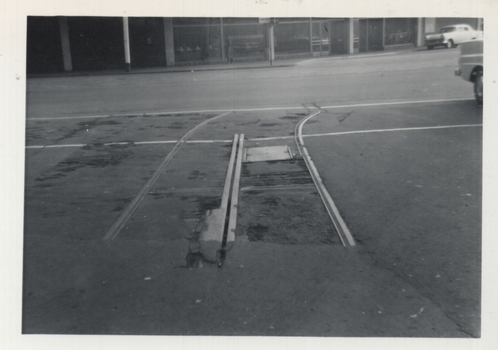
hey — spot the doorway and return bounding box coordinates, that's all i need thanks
[359,18,384,52]
[329,20,347,54]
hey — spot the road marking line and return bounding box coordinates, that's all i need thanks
[303,124,483,138]
[185,139,233,144]
[102,111,232,240]
[25,139,233,149]
[320,98,474,110]
[25,124,481,150]
[103,142,133,146]
[247,136,294,141]
[28,115,113,121]
[26,98,474,121]
[25,144,87,149]
[133,140,177,145]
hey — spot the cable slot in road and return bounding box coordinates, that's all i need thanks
[197,134,245,266]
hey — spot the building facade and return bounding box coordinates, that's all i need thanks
[26,16,482,74]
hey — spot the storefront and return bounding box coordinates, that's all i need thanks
[384,18,417,47]
[172,18,223,63]
[274,18,312,56]
[352,18,418,53]
[171,17,344,64]
[27,16,455,74]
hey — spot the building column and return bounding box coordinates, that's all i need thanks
[309,18,313,53]
[382,18,386,48]
[58,16,72,72]
[347,18,354,54]
[220,18,226,61]
[365,19,369,52]
[268,23,275,64]
[163,18,175,67]
[122,17,131,72]
[328,20,332,55]
[417,18,424,47]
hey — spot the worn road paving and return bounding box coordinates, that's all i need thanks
[22,49,482,338]
[23,104,480,337]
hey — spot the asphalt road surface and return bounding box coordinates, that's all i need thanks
[23,48,482,338]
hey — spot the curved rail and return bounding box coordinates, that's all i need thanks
[294,111,356,247]
[103,111,232,240]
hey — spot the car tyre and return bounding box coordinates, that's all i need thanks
[446,40,454,48]
[474,70,483,106]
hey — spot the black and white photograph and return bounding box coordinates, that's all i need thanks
[2,0,497,349]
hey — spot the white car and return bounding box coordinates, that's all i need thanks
[455,38,483,105]
[425,24,481,50]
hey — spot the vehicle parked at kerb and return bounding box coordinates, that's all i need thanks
[425,24,481,50]
[455,38,483,105]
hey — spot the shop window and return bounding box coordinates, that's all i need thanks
[68,17,124,71]
[385,18,415,46]
[174,26,208,62]
[274,21,310,54]
[129,17,166,68]
[173,23,223,62]
[223,23,266,60]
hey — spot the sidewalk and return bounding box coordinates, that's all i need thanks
[27,47,419,79]
[27,57,298,79]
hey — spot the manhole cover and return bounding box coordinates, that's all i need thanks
[244,145,293,163]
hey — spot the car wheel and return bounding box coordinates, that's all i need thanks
[446,40,454,48]
[474,70,483,106]
[427,45,434,50]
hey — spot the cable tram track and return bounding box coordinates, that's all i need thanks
[97,106,353,268]
[102,111,232,240]
[294,111,356,247]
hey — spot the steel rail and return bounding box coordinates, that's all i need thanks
[294,111,356,247]
[225,134,244,248]
[102,111,232,240]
